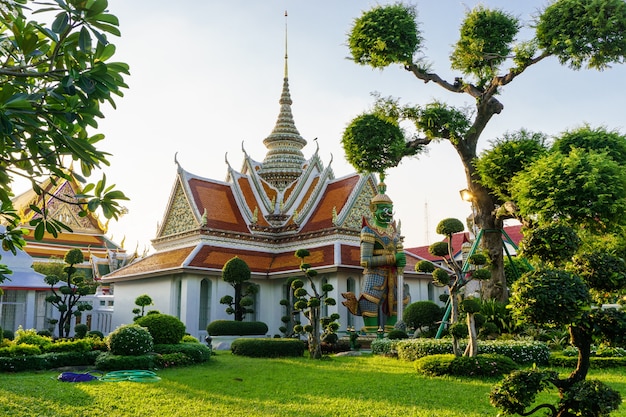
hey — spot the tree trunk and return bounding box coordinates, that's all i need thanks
[234,283,243,321]
[465,313,478,357]
[309,307,322,359]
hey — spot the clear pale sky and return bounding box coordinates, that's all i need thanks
[60,0,626,253]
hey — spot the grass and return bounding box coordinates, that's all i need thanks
[0,352,625,416]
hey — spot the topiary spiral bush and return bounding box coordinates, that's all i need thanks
[135,314,186,345]
[107,324,154,356]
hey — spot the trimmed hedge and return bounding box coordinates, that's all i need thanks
[230,338,304,358]
[154,343,212,364]
[415,353,518,377]
[393,338,550,365]
[207,320,268,336]
[549,353,626,369]
[94,352,156,371]
[0,351,101,372]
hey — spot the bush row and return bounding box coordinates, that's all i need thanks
[373,338,550,365]
[415,353,518,377]
[230,338,305,357]
[549,353,626,369]
[207,320,268,336]
[0,351,101,372]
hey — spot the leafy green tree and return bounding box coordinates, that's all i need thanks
[293,249,340,359]
[42,248,97,338]
[488,127,626,415]
[132,294,153,321]
[415,218,490,357]
[0,0,129,267]
[343,1,626,301]
[220,256,257,321]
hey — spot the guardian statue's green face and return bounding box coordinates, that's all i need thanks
[373,203,393,227]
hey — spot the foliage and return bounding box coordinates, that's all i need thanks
[428,241,449,258]
[550,353,626,369]
[73,324,88,339]
[206,320,268,336]
[341,113,407,175]
[415,353,518,378]
[450,6,520,86]
[14,327,52,350]
[41,249,97,337]
[135,314,186,345]
[536,0,626,70]
[278,277,301,337]
[347,3,421,68]
[510,269,590,328]
[571,251,626,294]
[415,260,435,273]
[403,301,442,332]
[292,249,340,359]
[560,379,622,416]
[394,338,550,365]
[106,324,153,356]
[511,148,626,234]
[552,125,626,166]
[479,299,516,334]
[220,256,256,321]
[0,0,130,264]
[132,294,153,320]
[387,329,408,340]
[0,350,101,372]
[230,338,305,358]
[94,352,155,371]
[344,1,626,303]
[436,218,464,236]
[503,256,533,287]
[490,368,560,415]
[475,130,548,203]
[153,343,211,364]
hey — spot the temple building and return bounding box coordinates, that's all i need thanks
[102,31,440,340]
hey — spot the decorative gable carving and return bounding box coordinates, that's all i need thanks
[159,181,198,237]
[340,180,375,230]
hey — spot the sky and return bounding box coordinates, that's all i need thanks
[35,0,626,253]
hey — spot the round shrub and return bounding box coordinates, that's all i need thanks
[387,329,408,340]
[436,218,464,236]
[107,324,154,356]
[14,328,52,350]
[206,320,268,336]
[74,324,88,339]
[135,314,186,345]
[404,301,442,330]
[182,335,200,344]
[87,330,104,339]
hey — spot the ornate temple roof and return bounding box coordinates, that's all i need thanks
[103,20,380,283]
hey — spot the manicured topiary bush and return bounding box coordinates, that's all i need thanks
[0,351,101,372]
[231,338,304,358]
[207,320,268,336]
[387,329,408,340]
[135,313,186,345]
[74,324,89,339]
[394,338,550,364]
[14,327,52,351]
[415,353,518,377]
[154,343,211,363]
[107,324,154,356]
[88,330,104,339]
[95,352,155,371]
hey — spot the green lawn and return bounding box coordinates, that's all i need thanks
[0,353,625,417]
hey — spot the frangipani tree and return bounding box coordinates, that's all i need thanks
[0,0,129,267]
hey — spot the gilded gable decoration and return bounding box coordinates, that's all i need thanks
[159,180,199,238]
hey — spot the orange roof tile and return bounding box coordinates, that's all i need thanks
[236,177,270,227]
[103,246,196,279]
[300,175,360,233]
[295,176,319,213]
[187,179,250,233]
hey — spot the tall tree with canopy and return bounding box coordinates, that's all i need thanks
[343,0,626,301]
[485,127,626,416]
[0,0,129,267]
